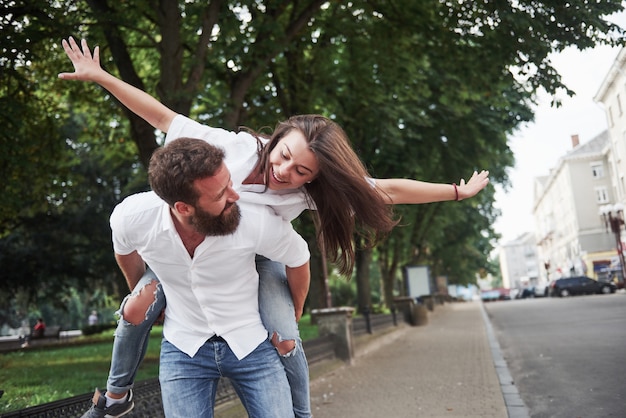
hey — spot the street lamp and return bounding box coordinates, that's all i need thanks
[599,203,626,283]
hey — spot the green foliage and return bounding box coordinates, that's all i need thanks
[328,274,357,307]
[297,313,319,341]
[0,135,142,309]
[1,0,624,311]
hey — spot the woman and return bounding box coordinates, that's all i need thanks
[60,37,489,418]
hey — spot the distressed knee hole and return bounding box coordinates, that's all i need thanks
[271,332,296,356]
[123,280,159,325]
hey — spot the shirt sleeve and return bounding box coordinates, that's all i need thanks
[109,192,162,255]
[109,202,135,255]
[166,114,239,148]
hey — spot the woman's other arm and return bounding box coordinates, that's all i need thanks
[375,170,489,204]
[285,261,311,322]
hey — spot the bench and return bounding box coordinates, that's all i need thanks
[28,325,62,342]
[42,325,62,339]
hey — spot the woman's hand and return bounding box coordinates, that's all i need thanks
[58,37,104,82]
[458,170,489,200]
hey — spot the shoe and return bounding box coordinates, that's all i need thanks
[80,388,134,418]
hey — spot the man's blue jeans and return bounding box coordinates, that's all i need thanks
[159,337,294,418]
[106,256,311,417]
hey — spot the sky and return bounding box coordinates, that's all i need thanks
[492,11,626,246]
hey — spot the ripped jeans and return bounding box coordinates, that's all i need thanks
[106,255,311,418]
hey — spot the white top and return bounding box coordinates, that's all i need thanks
[110,191,310,359]
[166,114,312,222]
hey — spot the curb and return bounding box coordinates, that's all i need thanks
[480,302,530,418]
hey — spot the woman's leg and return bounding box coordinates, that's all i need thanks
[256,255,312,418]
[106,268,165,395]
[81,269,165,417]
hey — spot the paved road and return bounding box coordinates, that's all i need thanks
[310,302,509,417]
[484,293,626,418]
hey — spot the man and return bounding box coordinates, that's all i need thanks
[108,137,309,417]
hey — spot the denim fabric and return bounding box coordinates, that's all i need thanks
[159,338,294,418]
[107,269,164,395]
[256,256,311,418]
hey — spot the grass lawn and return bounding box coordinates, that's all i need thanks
[0,327,162,414]
[0,316,318,414]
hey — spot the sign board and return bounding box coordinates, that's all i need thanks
[404,265,432,298]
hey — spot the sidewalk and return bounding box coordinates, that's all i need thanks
[309,301,518,418]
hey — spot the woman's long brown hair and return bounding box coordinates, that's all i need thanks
[254,115,398,276]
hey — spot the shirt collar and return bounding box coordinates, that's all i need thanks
[160,202,176,232]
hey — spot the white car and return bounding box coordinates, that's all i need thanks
[534,282,549,297]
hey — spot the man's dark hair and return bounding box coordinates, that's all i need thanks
[148,137,225,206]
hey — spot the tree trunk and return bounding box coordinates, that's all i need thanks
[355,243,372,313]
[306,235,330,310]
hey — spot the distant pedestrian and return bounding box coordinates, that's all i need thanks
[88,311,99,326]
[17,316,30,348]
[33,318,46,338]
[21,318,46,348]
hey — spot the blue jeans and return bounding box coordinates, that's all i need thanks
[256,257,311,418]
[107,257,311,417]
[160,338,294,418]
[107,269,162,395]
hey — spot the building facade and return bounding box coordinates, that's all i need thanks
[498,47,626,289]
[498,232,540,290]
[533,132,616,282]
[595,46,626,205]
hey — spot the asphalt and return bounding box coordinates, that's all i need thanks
[308,301,529,418]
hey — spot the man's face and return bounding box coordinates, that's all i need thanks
[190,163,241,236]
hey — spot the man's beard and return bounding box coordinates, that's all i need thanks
[190,203,241,236]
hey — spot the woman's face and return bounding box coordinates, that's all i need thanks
[267,130,319,190]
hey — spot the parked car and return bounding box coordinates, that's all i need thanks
[519,282,549,299]
[597,267,625,290]
[549,276,617,297]
[519,286,536,299]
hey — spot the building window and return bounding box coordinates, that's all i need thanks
[595,186,609,204]
[591,162,604,178]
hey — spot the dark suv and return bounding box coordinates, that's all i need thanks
[549,276,617,297]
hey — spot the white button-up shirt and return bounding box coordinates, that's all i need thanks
[110,191,310,359]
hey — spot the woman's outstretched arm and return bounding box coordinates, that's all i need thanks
[58,36,176,133]
[375,170,490,204]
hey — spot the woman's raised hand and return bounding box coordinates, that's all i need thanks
[458,170,489,200]
[58,37,103,82]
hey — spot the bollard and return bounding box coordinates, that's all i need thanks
[311,307,355,364]
[362,306,372,334]
[423,295,435,311]
[412,304,429,326]
[393,296,415,324]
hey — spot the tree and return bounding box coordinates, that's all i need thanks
[1,0,624,311]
